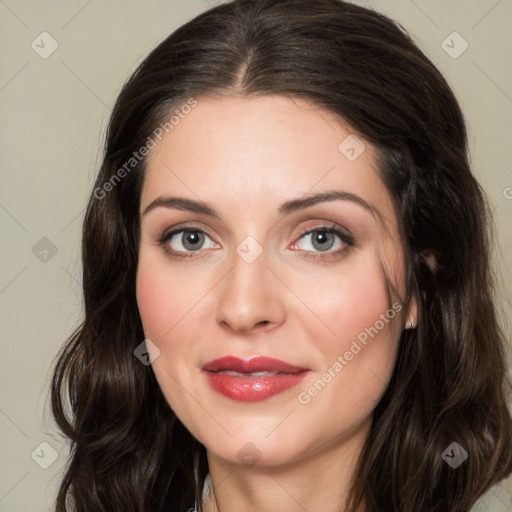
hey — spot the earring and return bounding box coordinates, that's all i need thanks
[407,321,415,329]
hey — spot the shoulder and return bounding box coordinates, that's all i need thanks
[470,481,512,511]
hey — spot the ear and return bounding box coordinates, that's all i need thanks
[422,250,437,273]
[405,294,418,330]
[405,250,437,329]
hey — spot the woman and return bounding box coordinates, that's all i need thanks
[50,0,512,510]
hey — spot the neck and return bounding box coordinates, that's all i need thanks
[203,415,371,512]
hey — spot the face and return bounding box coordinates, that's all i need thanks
[136,95,416,466]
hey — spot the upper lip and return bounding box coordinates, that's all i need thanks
[202,356,308,374]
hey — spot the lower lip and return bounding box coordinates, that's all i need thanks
[203,371,309,402]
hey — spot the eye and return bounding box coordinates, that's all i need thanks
[157,223,354,260]
[290,224,354,258]
[158,228,218,258]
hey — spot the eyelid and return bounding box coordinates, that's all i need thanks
[289,221,355,256]
[293,221,351,240]
[158,222,216,242]
[156,223,219,259]
[157,221,355,258]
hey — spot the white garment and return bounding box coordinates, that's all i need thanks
[470,482,512,511]
[193,473,212,511]
[194,474,511,511]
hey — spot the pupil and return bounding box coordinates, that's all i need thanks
[183,231,203,250]
[313,231,334,251]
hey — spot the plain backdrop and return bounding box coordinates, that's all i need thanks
[0,1,511,511]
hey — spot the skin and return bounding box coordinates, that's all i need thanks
[136,95,417,512]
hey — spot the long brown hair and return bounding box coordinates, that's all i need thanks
[50,0,512,510]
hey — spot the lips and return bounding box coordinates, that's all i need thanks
[202,356,310,402]
[202,356,307,374]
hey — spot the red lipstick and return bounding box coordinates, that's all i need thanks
[202,356,309,402]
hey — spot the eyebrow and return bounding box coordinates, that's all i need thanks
[141,190,380,220]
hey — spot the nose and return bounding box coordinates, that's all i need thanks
[214,247,286,335]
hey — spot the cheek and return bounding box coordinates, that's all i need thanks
[135,254,212,388]
[307,250,398,347]
[136,263,170,341]
[135,257,201,421]
[136,253,205,342]
[296,250,402,410]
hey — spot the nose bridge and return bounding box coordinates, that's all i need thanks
[214,238,284,333]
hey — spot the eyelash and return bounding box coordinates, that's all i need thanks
[294,223,355,260]
[157,222,355,260]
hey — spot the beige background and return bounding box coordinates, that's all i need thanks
[0,1,511,511]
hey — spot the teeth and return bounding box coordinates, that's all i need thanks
[217,370,280,377]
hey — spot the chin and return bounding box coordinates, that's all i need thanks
[205,439,301,468]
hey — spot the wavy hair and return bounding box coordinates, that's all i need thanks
[50,0,512,510]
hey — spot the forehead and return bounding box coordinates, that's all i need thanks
[141,94,394,224]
